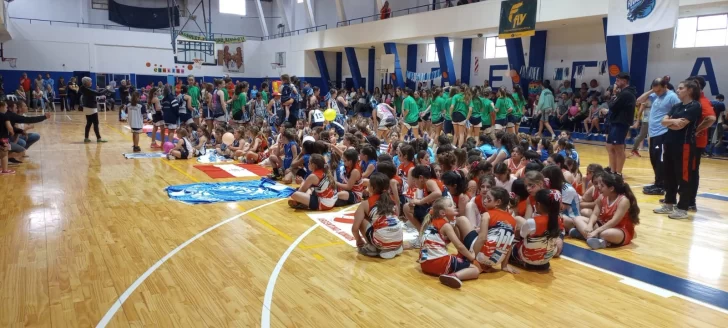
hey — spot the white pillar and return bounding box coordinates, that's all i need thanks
[304,0,316,28]
[375,0,384,14]
[255,0,269,37]
[275,0,292,33]
[334,0,347,25]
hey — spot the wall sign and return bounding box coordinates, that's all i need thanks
[498,0,537,39]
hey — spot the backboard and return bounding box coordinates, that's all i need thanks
[175,39,216,65]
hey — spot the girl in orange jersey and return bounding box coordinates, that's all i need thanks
[442,170,469,218]
[519,171,564,256]
[470,187,519,274]
[511,189,562,270]
[505,146,527,178]
[404,165,445,231]
[465,174,497,229]
[375,159,401,217]
[511,178,530,218]
[579,164,605,217]
[352,173,404,259]
[419,197,483,289]
[466,160,493,197]
[335,149,366,206]
[569,172,640,249]
[288,154,338,210]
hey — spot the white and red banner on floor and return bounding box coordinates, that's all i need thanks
[306,212,419,249]
[194,164,271,179]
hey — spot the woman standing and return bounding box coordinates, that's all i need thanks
[80,77,107,143]
[68,77,79,111]
[653,80,702,220]
[58,77,67,111]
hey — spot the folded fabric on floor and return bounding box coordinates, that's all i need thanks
[123,152,166,159]
[197,151,235,164]
[166,178,295,204]
[194,164,271,179]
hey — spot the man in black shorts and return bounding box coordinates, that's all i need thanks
[606,72,636,175]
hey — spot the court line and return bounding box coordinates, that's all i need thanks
[95,198,285,328]
[260,205,359,328]
[161,159,201,182]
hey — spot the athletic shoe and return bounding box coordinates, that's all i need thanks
[8,158,23,164]
[379,246,403,259]
[630,149,641,157]
[97,139,107,143]
[653,204,674,214]
[688,206,697,212]
[84,139,92,143]
[668,209,689,219]
[568,228,584,239]
[586,238,607,250]
[133,146,141,152]
[439,274,463,289]
[358,244,379,257]
[166,154,175,160]
[150,143,161,149]
[0,169,16,175]
[643,187,665,195]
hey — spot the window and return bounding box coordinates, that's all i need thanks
[674,14,728,48]
[484,37,507,59]
[297,0,304,3]
[425,42,454,62]
[220,0,246,16]
[91,0,108,10]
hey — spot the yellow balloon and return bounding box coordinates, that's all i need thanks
[323,108,337,121]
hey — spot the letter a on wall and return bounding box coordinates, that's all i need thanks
[690,57,720,96]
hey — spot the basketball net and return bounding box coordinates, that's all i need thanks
[2,58,17,68]
[193,58,204,70]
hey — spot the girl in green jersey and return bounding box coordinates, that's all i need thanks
[429,88,445,138]
[494,87,514,132]
[448,85,473,148]
[479,89,496,134]
[511,85,526,134]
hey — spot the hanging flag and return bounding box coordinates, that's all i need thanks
[607,0,678,36]
[498,0,538,39]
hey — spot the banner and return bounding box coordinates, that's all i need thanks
[166,179,295,204]
[221,43,245,73]
[405,69,441,82]
[499,0,537,39]
[607,0,678,36]
[194,164,271,179]
[306,212,420,249]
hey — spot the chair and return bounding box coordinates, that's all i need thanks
[96,96,107,112]
[5,94,17,102]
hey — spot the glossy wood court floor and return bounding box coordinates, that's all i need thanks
[2,112,728,327]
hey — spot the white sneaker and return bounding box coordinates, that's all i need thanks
[439,274,463,289]
[586,238,607,249]
[653,204,674,214]
[357,244,378,257]
[668,209,689,220]
[379,246,403,259]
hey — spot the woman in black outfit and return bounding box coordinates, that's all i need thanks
[652,80,702,220]
[80,77,107,143]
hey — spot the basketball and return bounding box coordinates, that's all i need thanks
[163,142,175,154]
[609,64,620,77]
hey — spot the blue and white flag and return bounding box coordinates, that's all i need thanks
[166,178,296,204]
[607,0,678,36]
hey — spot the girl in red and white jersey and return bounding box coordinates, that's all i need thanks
[579,164,605,217]
[419,198,483,289]
[518,170,564,256]
[511,189,563,270]
[404,165,444,231]
[374,158,401,216]
[336,149,366,206]
[288,154,338,210]
[505,146,527,178]
[470,187,519,273]
[570,172,640,249]
[465,174,496,229]
[352,173,404,259]
[442,170,469,217]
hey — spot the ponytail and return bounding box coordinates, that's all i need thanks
[602,172,640,225]
[535,189,561,237]
[370,173,395,216]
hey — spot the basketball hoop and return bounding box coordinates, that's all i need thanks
[2,58,16,68]
[193,58,204,70]
[270,62,282,74]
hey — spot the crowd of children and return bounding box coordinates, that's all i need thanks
[126,75,641,289]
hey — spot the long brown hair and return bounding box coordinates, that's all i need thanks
[369,173,395,216]
[147,87,158,106]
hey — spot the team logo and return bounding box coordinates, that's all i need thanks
[627,0,656,22]
[508,1,528,27]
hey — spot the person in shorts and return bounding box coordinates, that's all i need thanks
[161,86,180,142]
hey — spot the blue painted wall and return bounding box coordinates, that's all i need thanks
[602,17,629,85]
[630,32,650,95]
[383,43,405,88]
[368,48,375,92]
[344,47,364,90]
[461,38,472,85]
[335,52,343,89]
[407,44,418,90]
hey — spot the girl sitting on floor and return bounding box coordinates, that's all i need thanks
[442,170,469,217]
[579,166,605,217]
[288,154,338,210]
[505,146,527,178]
[511,189,562,270]
[570,172,640,249]
[404,165,444,231]
[243,126,268,164]
[336,149,366,206]
[419,197,483,289]
[375,160,401,217]
[470,187,518,274]
[352,172,404,259]
[167,127,196,160]
[494,162,517,191]
[465,174,496,229]
[511,178,530,218]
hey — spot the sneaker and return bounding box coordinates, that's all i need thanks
[668,209,689,219]
[630,149,641,158]
[150,143,161,149]
[653,204,674,214]
[688,205,697,212]
[8,158,23,164]
[586,238,607,249]
[643,187,665,196]
[166,154,175,160]
[439,274,463,289]
[0,169,16,175]
[568,228,584,239]
[379,246,403,259]
[84,138,92,143]
[97,139,107,143]
[133,146,142,152]
[358,244,379,257]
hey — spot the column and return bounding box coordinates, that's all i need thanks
[602,17,629,86]
[434,37,456,86]
[344,47,364,90]
[314,51,331,96]
[461,38,472,85]
[383,43,405,89]
[255,0,269,37]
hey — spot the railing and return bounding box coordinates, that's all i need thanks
[263,24,328,40]
[337,0,458,27]
[9,17,263,41]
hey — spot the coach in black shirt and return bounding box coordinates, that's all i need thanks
[606,72,636,175]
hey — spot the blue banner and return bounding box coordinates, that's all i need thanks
[166,178,295,204]
[405,69,441,82]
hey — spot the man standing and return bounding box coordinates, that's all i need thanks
[637,77,679,195]
[20,73,31,107]
[606,72,636,175]
[687,76,716,211]
[186,75,201,124]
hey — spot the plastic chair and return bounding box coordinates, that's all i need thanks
[96,96,107,112]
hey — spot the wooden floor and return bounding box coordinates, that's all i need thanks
[2,111,728,327]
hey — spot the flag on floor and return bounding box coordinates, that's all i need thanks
[166,178,295,204]
[124,152,166,159]
[607,0,678,36]
[307,212,420,249]
[194,164,271,179]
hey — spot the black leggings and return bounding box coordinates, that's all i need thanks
[85,113,101,139]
